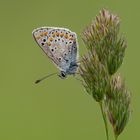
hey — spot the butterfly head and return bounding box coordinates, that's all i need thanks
[58,71,67,79]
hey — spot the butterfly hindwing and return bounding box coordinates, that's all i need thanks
[32,27,78,73]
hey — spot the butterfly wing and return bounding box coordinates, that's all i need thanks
[32,27,60,67]
[32,27,78,72]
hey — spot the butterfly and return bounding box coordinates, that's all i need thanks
[32,27,79,83]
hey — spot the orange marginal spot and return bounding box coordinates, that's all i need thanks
[47,42,51,46]
[64,34,68,39]
[56,32,59,37]
[60,33,64,37]
[69,37,74,40]
[49,37,53,42]
[44,32,48,36]
[36,36,41,40]
[52,33,55,37]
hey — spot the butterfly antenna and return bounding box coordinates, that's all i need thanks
[35,72,58,84]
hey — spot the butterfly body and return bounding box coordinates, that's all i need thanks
[32,27,79,79]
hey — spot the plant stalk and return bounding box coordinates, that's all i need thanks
[114,133,118,140]
[99,101,109,140]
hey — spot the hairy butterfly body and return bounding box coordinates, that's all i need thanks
[32,27,79,79]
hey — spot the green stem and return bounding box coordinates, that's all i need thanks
[99,101,109,140]
[114,133,118,140]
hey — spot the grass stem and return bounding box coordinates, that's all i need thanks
[99,101,109,140]
[115,133,118,140]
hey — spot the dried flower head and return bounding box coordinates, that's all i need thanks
[105,75,131,138]
[79,49,110,102]
[82,9,127,75]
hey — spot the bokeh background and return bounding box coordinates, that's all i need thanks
[0,0,139,139]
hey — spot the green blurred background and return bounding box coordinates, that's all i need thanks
[0,0,139,139]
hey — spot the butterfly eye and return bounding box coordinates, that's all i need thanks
[51,49,54,52]
[59,71,66,78]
